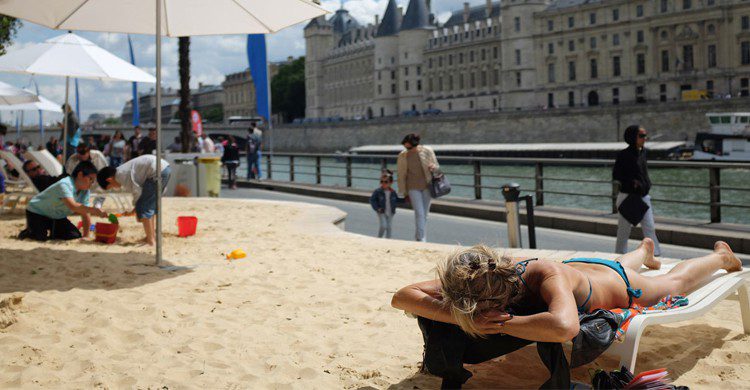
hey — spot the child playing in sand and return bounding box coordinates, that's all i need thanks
[96,155,171,246]
[369,171,399,238]
[19,161,107,241]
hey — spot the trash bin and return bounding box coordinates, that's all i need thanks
[166,158,198,197]
[197,156,222,197]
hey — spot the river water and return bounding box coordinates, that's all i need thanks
[237,156,750,225]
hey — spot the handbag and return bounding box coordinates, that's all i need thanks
[617,193,650,226]
[429,170,451,198]
[570,309,622,368]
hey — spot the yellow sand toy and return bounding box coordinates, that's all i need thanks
[226,249,246,260]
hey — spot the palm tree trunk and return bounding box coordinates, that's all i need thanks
[178,36,192,153]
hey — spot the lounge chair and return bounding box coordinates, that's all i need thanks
[0,151,37,212]
[606,265,750,372]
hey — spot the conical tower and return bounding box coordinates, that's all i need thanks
[397,0,434,113]
[373,0,402,117]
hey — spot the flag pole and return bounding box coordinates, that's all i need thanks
[155,0,163,265]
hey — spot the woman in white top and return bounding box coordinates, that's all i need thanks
[106,130,127,168]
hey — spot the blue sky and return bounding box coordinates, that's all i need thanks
[0,0,485,124]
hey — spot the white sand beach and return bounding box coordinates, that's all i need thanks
[0,197,748,388]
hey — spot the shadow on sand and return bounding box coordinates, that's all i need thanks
[0,247,191,293]
[383,323,732,389]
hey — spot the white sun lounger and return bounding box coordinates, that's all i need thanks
[0,151,38,212]
[606,265,750,372]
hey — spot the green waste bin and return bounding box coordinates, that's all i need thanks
[197,156,222,197]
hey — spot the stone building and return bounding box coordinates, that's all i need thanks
[120,87,178,125]
[222,62,284,120]
[304,0,750,118]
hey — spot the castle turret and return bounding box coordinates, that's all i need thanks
[397,0,433,113]
[373,0,402,117]
[304,16,334,118]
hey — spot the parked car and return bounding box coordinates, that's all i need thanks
[422,108,442,116]
[402,110,420,117]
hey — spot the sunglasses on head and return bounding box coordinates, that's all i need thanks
[638,133,648,139]
[380,180,390,184]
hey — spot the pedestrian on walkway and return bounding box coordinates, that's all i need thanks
[613,125,662,256]
[127,125,144,161]
[397,133,439,242]
[246,124,262,180]
[222,136,240,190]
[370,170,399,238]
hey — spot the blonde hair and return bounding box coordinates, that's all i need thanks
[438,245,521,337]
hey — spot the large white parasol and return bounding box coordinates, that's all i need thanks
[0,80,40,105]
[0,0,329,265]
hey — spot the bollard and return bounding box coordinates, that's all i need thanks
[501,183,523,248]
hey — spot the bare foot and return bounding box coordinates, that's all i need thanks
[714,241,742,272]
[639,238,661,270]
[139,237,156,246]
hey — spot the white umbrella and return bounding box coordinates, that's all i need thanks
[0,91,61,112]
[0,80,40,105]
[0,32,156,160]
[0,0,329,265]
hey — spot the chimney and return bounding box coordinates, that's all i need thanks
[486,0,493,17]
[426,0,431,12]
[375,14,379,25]
[398,6,403,20]
[463,3,470,23]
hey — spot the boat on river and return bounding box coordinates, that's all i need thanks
[688,113,750,161]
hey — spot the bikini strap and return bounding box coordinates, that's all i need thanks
[515,258,538,289]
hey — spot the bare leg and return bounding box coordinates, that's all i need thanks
[629,241,742,305]
[617,238,661,271]
[141,217,155,246]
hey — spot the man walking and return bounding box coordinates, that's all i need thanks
[613,125,662,256]
[246,123,262,180]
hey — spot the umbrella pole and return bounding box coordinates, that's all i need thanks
[63,76,69,166]
[155,0,163,265]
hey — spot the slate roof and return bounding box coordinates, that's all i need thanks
[401,0,432,30]
[546,0,603,11]
[443,1,500,28]
[376,0,402,37]
[330,8,360,34]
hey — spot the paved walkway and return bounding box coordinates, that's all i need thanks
[222,188,748,262]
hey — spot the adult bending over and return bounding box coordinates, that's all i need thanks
[97,155,171,246]
[19,161,106,241]
[391,239,742,388]
[396,133,439,242]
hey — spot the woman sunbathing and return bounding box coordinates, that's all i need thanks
[391,239,742,386]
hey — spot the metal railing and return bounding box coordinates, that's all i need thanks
[258,152,750,224]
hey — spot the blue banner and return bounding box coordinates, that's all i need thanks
[128,35,140,126]
[247,34,270,124]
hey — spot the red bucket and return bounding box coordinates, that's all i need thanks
[94,222,118,244]
[177,216,198,237]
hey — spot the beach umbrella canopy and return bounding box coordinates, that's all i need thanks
[0,81,40,105]
[0,0,329,265]
[0,0,327,37]
[0,90,61,112]
[0,33,155,82]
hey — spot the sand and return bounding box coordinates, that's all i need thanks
[0,197,748,389]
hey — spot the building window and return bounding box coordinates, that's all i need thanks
[548,20,553,31]
[417,66,421,76]
[568,91,575,107]
[481,49,486,61]
[637,53,646,74]
[683,0,691,10]
[516,72,522,87]
[448,76,453,90]
[470,100,474,109]
[683,45,694,69]
[405,80,409,91]
[742,42,750,65]
[568,40,575,51]
[636,86,646,103]
[391,70,396,79]
[438,56,443,67]
[708,45,717,68]
[378,85,382,95]
[637,30,644,43]
[515,49,521,65]
[470,73,476,88]
[612,8,619,21]
[661,50,670,72]
[613,56,621,76]
[660,0,668,12]
[548,63,556,83]
[636,4,644,17]
[590,59,598,79]
[741,78,749,96]
[743,16,750,31]
[494,69,500,86]
[470,51,474,62]
[548,42,554,54]
[391,84,396,93]
[660,84,667,102]
[482,71,488,87]
[568,16,574,28]
[428,78,433,92]
[707,0,715,5]
[547,93,554,108]
[612,88,620,105]
[380,107,384,117]
[514,17,520,32]
[706,80,714,97]
[493,47,498,59]
[459,74,465,89]
[708,24,716,35]
[568,61,576,81]
[428,58,433,69]
[448,102,452,110]
[405,67,409,76]
[613,33,620,46]
[448,55,452,66]
[377,71,381,81]
[589,12,596,25]
[459,52,464,64]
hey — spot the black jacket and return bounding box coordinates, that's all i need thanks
[613,146,651,196]
[222,144,240,163]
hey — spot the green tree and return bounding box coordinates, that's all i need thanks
[202,106,223,123]
[271,57,305,123]
[0,16,21,56]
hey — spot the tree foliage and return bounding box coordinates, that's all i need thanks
[202,106,223,123]
[0,16,21,56]
[271,57,305,123]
